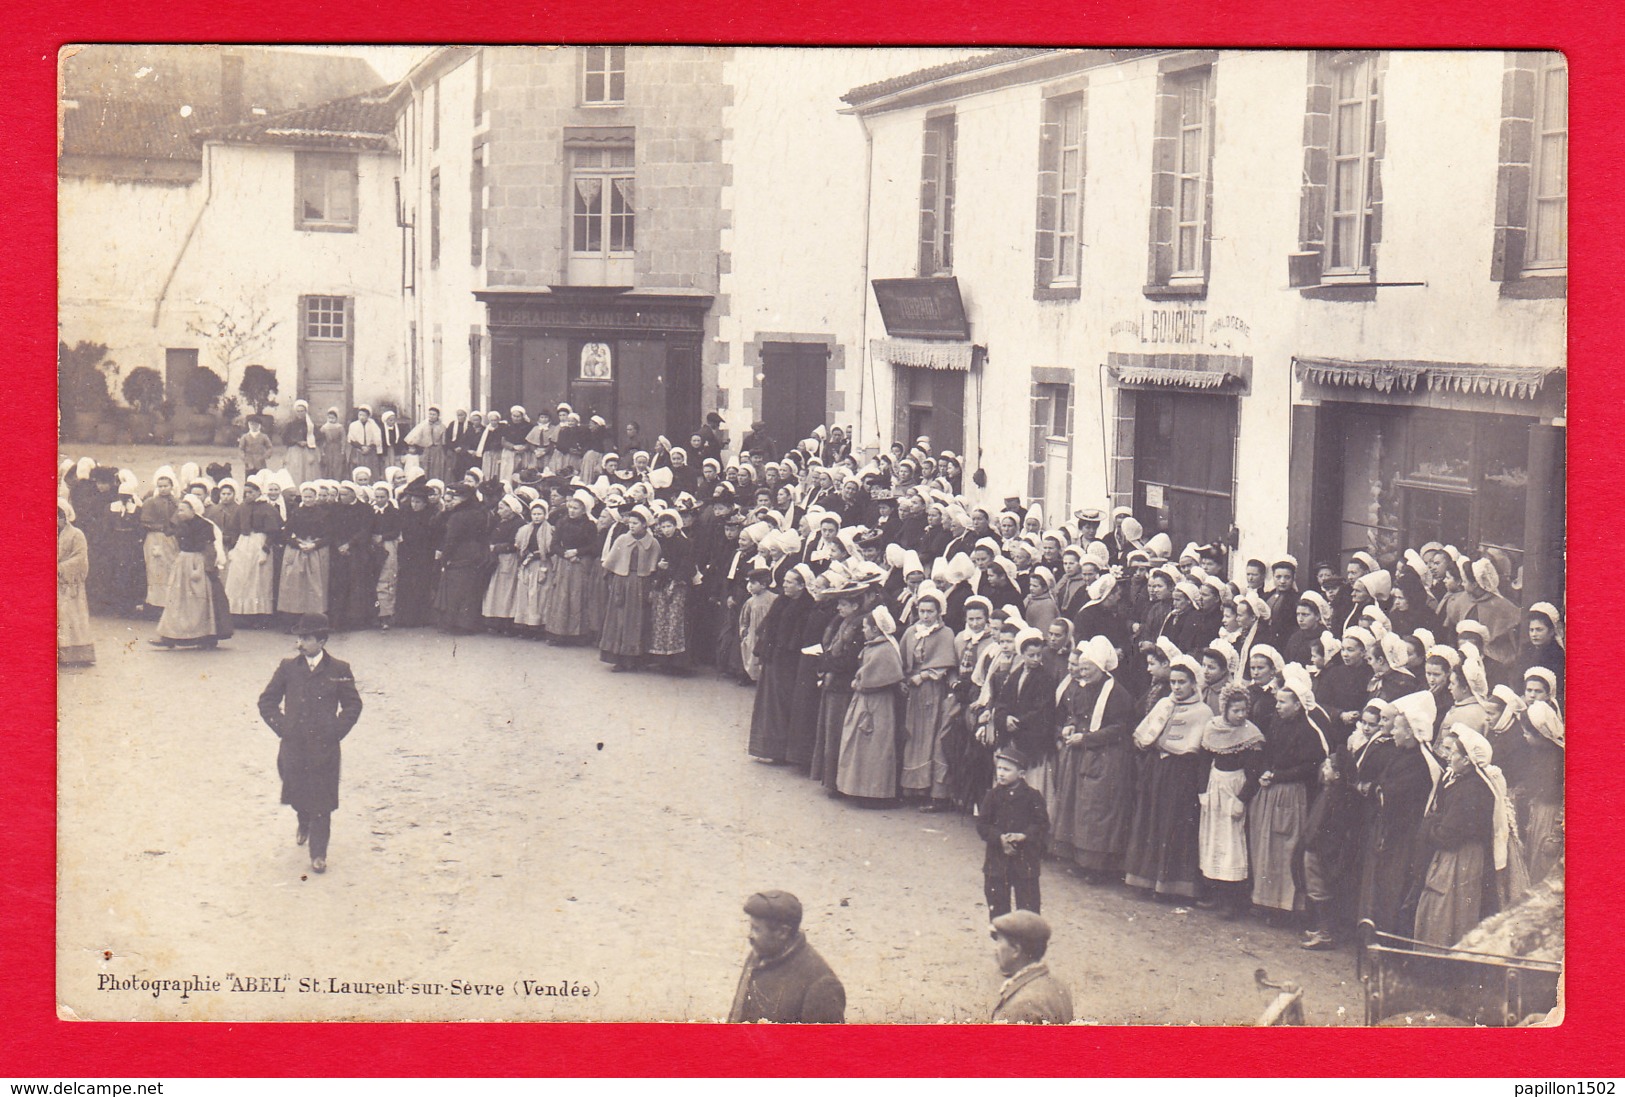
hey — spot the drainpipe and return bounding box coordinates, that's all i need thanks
[851,107,876,451]
[152,139,214,327]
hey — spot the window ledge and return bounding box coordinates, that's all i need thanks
[1499,275,1567,300]
[1034,283,1082,302]
[297,222,357,234]
[1142,281,1208,301]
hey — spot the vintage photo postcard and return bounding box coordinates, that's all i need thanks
[56,43,1564,1024]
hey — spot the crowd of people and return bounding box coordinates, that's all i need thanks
[58,397,1566,954]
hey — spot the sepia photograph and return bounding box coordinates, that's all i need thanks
[55,43,1565,1026]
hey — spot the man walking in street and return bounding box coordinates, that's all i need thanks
[257,612,363,874]
[727,890,846,1023]
[990,910,1074,1024]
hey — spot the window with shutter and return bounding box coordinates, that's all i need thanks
[1145,57,1214,298]
[1034,91,1086,298]
[918,114,956,276]
[1292,52,1386,295]
[1493,51,1566,295]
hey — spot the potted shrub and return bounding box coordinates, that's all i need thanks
[58,340,116,441]
[122,366,165,444]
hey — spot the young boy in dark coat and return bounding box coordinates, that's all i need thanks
[978,745,1050,919]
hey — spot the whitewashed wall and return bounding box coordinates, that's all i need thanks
[398,51,487,416]
[852,49,1564,571]
[59,140,400,416]
[721,47,988,453]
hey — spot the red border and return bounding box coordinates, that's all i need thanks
[8,0,1621,1078]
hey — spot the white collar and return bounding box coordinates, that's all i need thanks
[304,650,326,670]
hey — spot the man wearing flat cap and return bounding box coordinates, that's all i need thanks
[257,613,363,874]
[990,910,1074,1024]
[727,890,846,1023]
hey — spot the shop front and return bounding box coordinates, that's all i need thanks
[1289,356,1565,604]
[1107,350,1249,552]
[475,289,710,442]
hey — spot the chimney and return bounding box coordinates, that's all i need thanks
[221,53,244,122]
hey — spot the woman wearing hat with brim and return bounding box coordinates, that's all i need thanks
[786,572,839,770]
[809,576,875,791]
[835,604,907,801]
[748,565,815,760]
[392,479,439,628]
[431,482,493,635]
[1052,636,1139,883]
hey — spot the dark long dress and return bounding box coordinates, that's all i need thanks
[543,514,600,639]
[108,497,148,613]
[394,501,439,627]
[786,602,837,769]
[435,499,493,633]
[1051,674,1139,872]
[1413,769,1496,947]
[1122,695,1212,898]
[811,611,865,788]
[1355,737,1434,935]
[328,501,373,630]
[747,590,812,761]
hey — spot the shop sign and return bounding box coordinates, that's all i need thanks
[871,278,972,340]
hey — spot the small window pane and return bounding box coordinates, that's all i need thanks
[585,73,605,102]
[610,71,625,102]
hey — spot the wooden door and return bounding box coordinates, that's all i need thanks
[615,338,669,442]
[1134,390,1235,548]
[164,348,198,406]
[299,296,352,417]
[521,336,569,415]
[760,342,828,454]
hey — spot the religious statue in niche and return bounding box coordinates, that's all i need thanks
[580,342,612,380]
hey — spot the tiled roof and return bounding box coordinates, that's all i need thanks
[59,98,222,162]
[60,45,382,112]
[58,45,387,166]
[841,47,1058,106]
[199,87,398,151]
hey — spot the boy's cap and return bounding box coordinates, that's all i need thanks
[994,745,1029,769]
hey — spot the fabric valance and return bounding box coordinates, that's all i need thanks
[1294,356,1560,400]
[870,338,978,372]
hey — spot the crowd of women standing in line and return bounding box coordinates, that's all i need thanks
[57,409,1564,955]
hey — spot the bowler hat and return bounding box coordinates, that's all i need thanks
[991,910,1052,956]
[742,890,803,930]
[294,613,331,638]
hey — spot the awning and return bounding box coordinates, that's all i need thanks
[870,337,978,372]
[1107,351,1249,390]
[1114,365,1234,389]
[1295,356,1561,399]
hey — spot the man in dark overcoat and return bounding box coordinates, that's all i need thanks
[257,612,363,874]
[727,890,846,1023]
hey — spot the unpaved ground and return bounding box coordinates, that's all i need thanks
[58,616,1361,1024]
